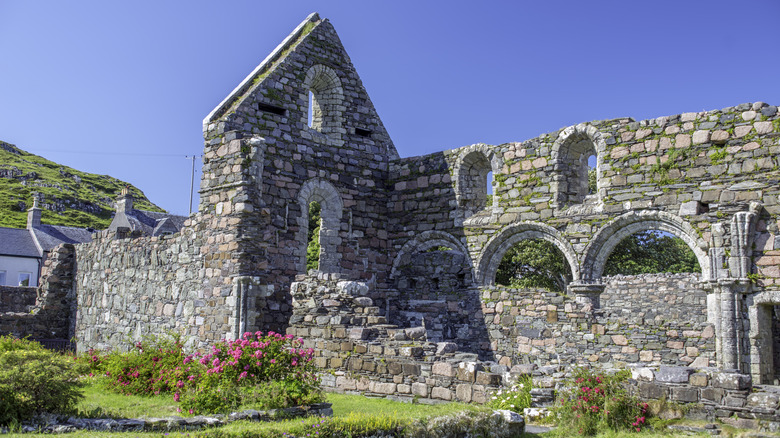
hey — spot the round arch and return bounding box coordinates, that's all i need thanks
[476,222,580,286]
[302,64,344,137]
[581,210,710,282]
[295,178,343,274]
[390,230,473,280]
[550,123,606,207]
[453,143,503,221]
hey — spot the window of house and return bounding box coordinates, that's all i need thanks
[18,272,32,287]
[0,271,6,286]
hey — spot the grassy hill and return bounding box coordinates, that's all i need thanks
[0,141,165,229]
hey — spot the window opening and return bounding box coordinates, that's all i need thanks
[486,171,494,207]
[495,239,572,292]
[18,272,32,287]
[773,305,780,384]
[307,90,315,128]
[587,154,597,195]
[355,128,371,137]
[257,102,286,116]
[603,230,701,276]
[0,271,6,286]
[305,201,321,272]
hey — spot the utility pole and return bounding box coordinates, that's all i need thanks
[186,155,197,215]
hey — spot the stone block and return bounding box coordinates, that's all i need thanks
[712,372,751,390]
[656,366,694,383]
[348,328,369,340]
[370,381,397,395]
[671,387,699,403]
[689,373,708,387]
[631,367,654,382]
[436,342,457,355]
[723,395,745,408]
[456,383,473,402]
[411,382,429,397]
[397,384,411,394]
[700,387,725,403]
[402,363,421,376]
[431,386,452,401]
[475,372,502,386]
[387,362,403,375]
[432,361,455,377]
[746,392,780,409]
[638,382,666,399]
[493,410,525,436]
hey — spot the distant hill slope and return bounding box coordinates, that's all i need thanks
[0,141,165,229]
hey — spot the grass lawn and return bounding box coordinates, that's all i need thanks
[2,379,767,437]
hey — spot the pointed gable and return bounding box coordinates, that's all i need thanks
[203,12,398,161]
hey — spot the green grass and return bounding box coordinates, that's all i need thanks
[3,380,768,437]
[0,141,164,229]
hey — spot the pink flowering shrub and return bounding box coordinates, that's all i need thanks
[83,331,322,414]
[180,331,323,413]
[553,368,649,436]
[99,334,194,397]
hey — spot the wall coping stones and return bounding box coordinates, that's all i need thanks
[4,404,334,434]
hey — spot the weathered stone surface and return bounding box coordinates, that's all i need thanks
[656,366,694,383]
[712,373,751,390]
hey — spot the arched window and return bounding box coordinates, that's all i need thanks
[551,124,603,208]
[495,239,572,292]
[603,230,701,276]
[296,179,343,274]
[306,201,321,271]
[303,65,344,138]
[455,146,500,222]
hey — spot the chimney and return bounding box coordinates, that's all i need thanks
[27,194,41,229]
[116,186,134,213]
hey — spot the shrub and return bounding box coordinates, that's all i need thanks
[553,368,649,436]
[0,335,84,426]
[100,333,198,397]
[488,374,532,412]
[180,331,323,414]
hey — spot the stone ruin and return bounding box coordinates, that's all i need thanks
[3,12,780,427]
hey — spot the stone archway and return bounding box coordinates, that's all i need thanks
[550,123,606,208]
[475,222,580,286]
[295,178,343,274]
[581,210,710,283]
[453,144,503,223]
[390,230,473,282]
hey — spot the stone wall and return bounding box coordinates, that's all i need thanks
[0,286,36,313]
[632,366,780,432]
[73,223,251,351]
[0,244,74,340]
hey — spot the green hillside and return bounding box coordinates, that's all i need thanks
[0,141,165,229]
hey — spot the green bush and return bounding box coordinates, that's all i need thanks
[0,336,84,426]
[180,331,323,414]
[488,374,532,412]
[553,368,649,436]
[99,333,196,397]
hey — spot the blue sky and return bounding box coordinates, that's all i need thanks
[1,1,778,216]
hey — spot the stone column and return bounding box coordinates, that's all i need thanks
[716,279,750,371]
[568,283,605,309]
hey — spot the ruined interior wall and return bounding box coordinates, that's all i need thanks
[73,220,241,351]
[477,273,715,367]
[0,244,75,340]
[0,286,36,313]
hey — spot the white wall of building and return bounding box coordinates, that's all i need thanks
[0,255,40,287]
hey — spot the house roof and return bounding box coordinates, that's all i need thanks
[0,227,40,258]
[109,209,187,236]
[32,225,94,251]
[0,223,93,259]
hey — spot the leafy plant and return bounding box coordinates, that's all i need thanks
[0,335,84,425]
[553,368,649,436]
[495,238,572,292]
[488,374,533,412]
